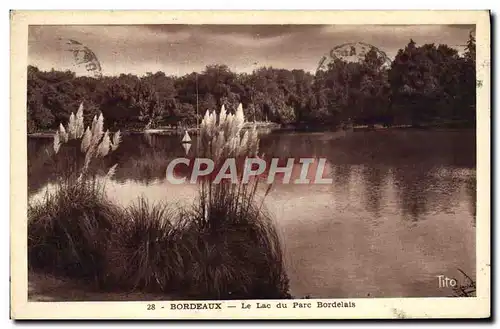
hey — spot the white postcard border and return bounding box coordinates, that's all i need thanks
[10,10,491,320]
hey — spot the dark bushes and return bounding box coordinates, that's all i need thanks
[28,181,120,287]
[28,190,291,299]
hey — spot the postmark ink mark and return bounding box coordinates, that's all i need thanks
[62,38,103,78]
[316,42,391,73]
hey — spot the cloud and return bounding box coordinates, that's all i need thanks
[28,24,474,77]
[144,24,325,38]
[312,24,473,61]
[207,33,289,48]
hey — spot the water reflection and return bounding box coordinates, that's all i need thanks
[361,165,389,218]
[466,175,477,226]
[28,130,477,224]
[393,165,432,222]
[27,129,477,298]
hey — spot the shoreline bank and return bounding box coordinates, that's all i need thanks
[27,124,476,139]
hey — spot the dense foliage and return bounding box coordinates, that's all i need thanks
[27,36,476,133]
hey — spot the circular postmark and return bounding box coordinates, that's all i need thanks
[316,42,391,73]
[61,38,103,78]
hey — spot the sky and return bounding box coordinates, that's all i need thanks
[28,24,475,77]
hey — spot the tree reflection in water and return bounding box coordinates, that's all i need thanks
[28,129,476,225]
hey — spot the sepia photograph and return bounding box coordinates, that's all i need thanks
[10,10,490,319]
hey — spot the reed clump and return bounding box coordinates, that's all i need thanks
[28,179,122,286]
[177,104,291,299]
[28,103,122,287]
[174,204,291,299]
[106,197,182,292]
[28,102,291,299]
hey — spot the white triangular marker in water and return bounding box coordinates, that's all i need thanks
[182,142,191,155]
[182,131,191,143]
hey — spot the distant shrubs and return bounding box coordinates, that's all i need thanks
[28,102,291,299]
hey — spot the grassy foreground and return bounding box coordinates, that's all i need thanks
[28,103,291,300]
[28,183,291,300]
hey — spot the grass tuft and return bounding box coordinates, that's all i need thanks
[28,102,292,300]
[108,197,180,293]
[176,203,291,300]
[28,181,121,287]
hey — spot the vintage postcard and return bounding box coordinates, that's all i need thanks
[10,10,490,320]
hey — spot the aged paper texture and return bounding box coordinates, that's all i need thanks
[10,10,490,320]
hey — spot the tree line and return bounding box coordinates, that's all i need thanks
[27,35,476,133]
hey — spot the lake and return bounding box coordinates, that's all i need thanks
[27,129,476,298]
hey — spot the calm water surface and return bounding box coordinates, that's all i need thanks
[28,129,476,298]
